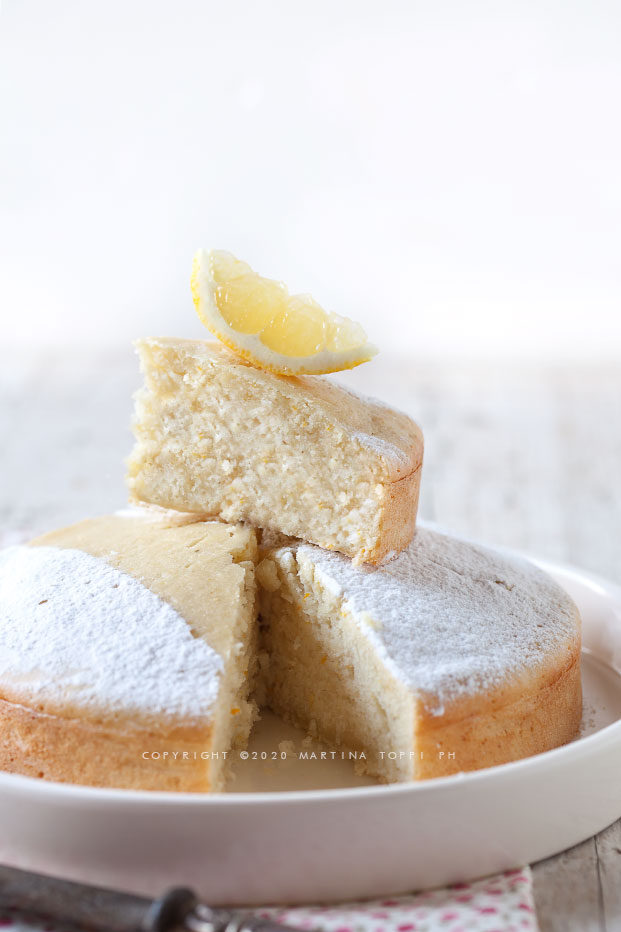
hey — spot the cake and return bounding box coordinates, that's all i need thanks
[0,515,582,790]
[0,514,258,791]
[257,525,582,781]
[127,337,424,565]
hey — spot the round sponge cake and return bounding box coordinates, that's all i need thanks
[0,516,582,790]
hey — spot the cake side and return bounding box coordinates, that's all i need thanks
[414,645,582,778]
[127,337,423,564]
[0,515,260,791]
[0,698,218,792]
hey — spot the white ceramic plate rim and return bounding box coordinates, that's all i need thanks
[1,557,619,808]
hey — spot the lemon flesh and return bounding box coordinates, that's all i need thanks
[191,249,377,375]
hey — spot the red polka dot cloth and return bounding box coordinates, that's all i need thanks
[254,869,539,932]
[0,867,538,932]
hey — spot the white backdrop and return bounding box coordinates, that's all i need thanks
[1,0,620,359]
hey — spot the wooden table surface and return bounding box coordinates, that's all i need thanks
[1,347,620,931]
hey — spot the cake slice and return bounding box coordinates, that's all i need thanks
[127,337,423,565]
[0,513,258,791]
[257,525,582,782]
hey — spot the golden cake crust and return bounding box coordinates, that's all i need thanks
[414,636,582,779]
[0,697,215,792]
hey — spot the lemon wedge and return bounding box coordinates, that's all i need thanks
[191,249,378,375]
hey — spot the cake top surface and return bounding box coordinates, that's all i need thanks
[289,526,580,714]
[137,337,423,479]
[31,513,257,660]
[0,544,224,724]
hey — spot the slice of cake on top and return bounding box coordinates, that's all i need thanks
[127,337,423,565]
[257,525,582,782]
[0,514,258,792]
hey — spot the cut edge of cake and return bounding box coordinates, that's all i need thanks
[126,337,424,565]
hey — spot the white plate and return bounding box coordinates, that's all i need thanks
[0,558,620,905]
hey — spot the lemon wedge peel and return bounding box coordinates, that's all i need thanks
[191,249,378,376]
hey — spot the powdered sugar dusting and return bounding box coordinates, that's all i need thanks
[331,379,418,470]
[351,429,412,469]
[296,527,580,713]
[0,546,223,723]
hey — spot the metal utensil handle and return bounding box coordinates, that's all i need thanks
[0,865,306,932]
[0,863,153,931]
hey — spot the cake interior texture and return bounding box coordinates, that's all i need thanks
[257,547,416,784]
[127,338,423,565]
